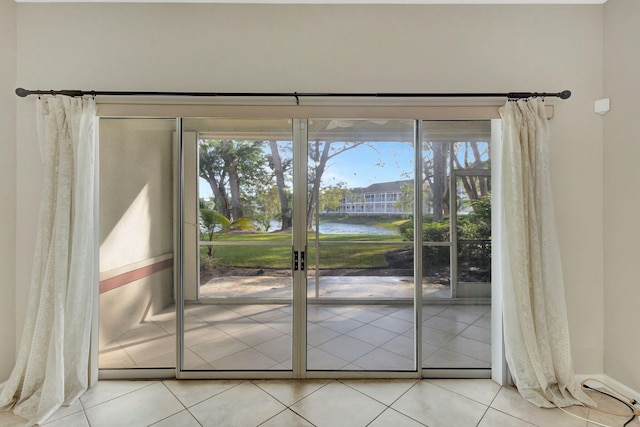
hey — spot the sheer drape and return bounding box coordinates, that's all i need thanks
[498,98,592,408]
[0,96,97,425]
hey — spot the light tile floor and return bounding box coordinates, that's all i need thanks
[99,304,492,371]
[2,379,637,426]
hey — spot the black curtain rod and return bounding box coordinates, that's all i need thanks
[15,87,571,103]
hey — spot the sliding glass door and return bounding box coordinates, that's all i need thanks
[98,118,177,370]
[97,115,493,379]
[420,121,492,371]
[306,119,416,371]
[181,118,296,372]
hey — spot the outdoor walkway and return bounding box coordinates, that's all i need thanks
[199,274,450,299]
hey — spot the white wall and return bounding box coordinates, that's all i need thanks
[15,3,605,374]
[99,119,174,272]
[603,0,640,391]
[0,0,17,381]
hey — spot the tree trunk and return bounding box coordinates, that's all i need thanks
[223,141,244,221]
[432,142,447,221]
[269,140,291,229]
[204,176,231,219]
[306,141,330,229]
[217,180,231,220]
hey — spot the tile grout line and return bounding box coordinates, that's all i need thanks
[121,381,187,427]
[475,402,492,427]
[81,381,158,410]
[251,378,334,409]
[336,377,422,413]
[488,387,546,427]
[316,308,415,363]
[489,407,540,427]
[164,379,247,414]
[426,379,497,408]
[78,395,93,427]
[315,328,413,370]
[269,379,336,426]
[383,379,431,426]
[254,408,294,427]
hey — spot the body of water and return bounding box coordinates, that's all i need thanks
[317,222,398,235]
[268,220,398,235]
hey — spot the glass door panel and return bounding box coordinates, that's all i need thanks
[98,118,177,370]
[306,119,416,371]
[421,120,492,371]
[181,118,294,371]
[456,174,491,298]
[420,138,452,301]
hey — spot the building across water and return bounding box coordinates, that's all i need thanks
[334,179,412,215]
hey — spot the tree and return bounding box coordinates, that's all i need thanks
[253,186,286,231]
[421,140,490,219]
[267,140,293,230]
[199,139,270,222]
[307,140,368,229]
[319,183,347,213]
[452,141,490,208]
[395,182,414,216]
[199,198,256,257]
[199,141,231,219]
[422,141,449,221]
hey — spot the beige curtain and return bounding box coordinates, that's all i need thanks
[0,96,97,425]
[498,98,592,408]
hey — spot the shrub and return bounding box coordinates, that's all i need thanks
[399,218,450,242]
[200,255,217,271]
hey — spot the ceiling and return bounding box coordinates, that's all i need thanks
[14,0,608,4]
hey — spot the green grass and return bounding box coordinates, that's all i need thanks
[200,232,410,269]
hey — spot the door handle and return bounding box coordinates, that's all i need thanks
[293,250,305,271]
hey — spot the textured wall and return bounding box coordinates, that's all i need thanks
[0,0,17,381]
[603,0,640,391]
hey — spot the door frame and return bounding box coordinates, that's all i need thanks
[94,107,505,383]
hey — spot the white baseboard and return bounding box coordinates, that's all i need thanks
[575,373,640,404]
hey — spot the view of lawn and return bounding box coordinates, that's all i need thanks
[200,232,407,269]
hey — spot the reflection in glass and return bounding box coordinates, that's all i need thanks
[182,304,292,371]
[98,118,177,369]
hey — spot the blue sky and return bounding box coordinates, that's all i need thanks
[318,141,414,189]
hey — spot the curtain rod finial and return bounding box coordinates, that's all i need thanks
[15,88,29,97]
[559,90,572,100]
